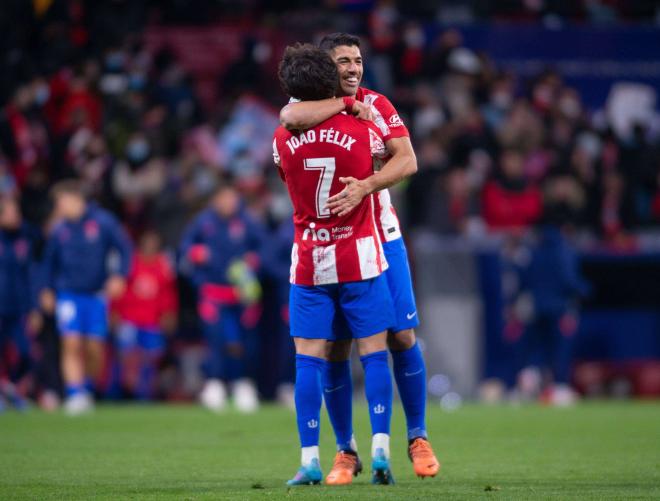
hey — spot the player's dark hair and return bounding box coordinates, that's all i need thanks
[318,32,361,52]
[278,43,338,101]
[50,179,86,199]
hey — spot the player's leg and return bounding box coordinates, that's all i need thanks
[198,298,227,411]
[341,275,396,485]
[115,322,141,396]
[382,237,439,477]
[82,294,110,398]
[224,305,259,413]
[323,335,363,485]
[549,312,578,406]
[286,284,335,486]
[56,293,91,414]
[136,328,165,400]
[0,315,30,410]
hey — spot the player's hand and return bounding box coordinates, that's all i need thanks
[326,177,369,217]
[189,244,210,265]
[105,275,127,300]
[27,310,43,336]
[350,101,374,121]
[40,289,56,314]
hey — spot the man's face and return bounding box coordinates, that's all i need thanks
[55,193,86,221]
[329,45,363,97]
[0,200,21,230]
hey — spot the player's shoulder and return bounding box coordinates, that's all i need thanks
[273,125,292,142]
[89,205,118,226]
[357,86,390,106]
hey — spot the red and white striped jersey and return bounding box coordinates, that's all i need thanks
[273,113,389,286]
[356,86,409,243]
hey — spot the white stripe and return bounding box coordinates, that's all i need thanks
[312,244,338,285]
[369,195,388,273]
[378,190,401,242]
[289,243,299,283]
[356,236,381,280]
[364,94,391,137]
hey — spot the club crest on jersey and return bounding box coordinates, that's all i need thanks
[14,239,29,259]
[84,220,100,241]
[302,222,330,242]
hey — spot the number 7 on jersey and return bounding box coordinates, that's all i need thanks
[304,157,336,219]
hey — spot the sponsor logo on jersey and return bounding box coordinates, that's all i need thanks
[388,114,404,127]
[302,222,330,242]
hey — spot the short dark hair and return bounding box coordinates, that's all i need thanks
[50,179,86,199]
[278,43,338,101]
[318,32,361,52]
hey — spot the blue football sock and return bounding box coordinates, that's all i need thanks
[322,360,354,451]
[224,354,245,382]
[360,350,392,436]
[295,354,325,448]
[392,342,428,440]
[65,383,84,398]
[83,378,94,394]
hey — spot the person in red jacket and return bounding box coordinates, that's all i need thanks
[112,229,178,399]
[482,148,543,232]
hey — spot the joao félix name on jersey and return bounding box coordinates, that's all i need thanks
[285,129,357,155]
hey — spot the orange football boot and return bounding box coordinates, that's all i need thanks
[325,451,363,485]
[408,438,440,478]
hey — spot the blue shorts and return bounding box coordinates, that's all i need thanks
[382,237,420,333]
[116,322,165,352]
[290,274,395,340]
[56,291,108,339]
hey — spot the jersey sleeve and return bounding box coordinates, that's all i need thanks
[369,94,409,142]
[273,128,287,182]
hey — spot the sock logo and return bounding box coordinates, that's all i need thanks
[404,368,423,377]
[307,419,319,429]
[373,404,386,415]
[324,384,345,393]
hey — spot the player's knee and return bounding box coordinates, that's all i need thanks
[387,328,416,352]
[326,339,352,361]
[294,337,327,359]
[357,331,388,357]
[62,335,83,353]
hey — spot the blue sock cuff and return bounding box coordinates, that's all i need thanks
[391,342,420,362]
[296,354,326,368]
[359,350,388,364]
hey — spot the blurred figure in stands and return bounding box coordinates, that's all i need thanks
[180,183,263,413]
[112,229,178,400]
[0,197,40,411]
[482,148,543,232]
[518,207,590,406]
[40,180,132,415]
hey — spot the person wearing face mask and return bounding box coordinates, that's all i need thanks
[112,132,166,236]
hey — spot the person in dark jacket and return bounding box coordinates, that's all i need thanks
[0,197,39,411]
[521,214,590,406]
[40,180,132,415]
[180,184,264,413]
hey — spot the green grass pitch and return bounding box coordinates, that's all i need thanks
[1,401,659,500]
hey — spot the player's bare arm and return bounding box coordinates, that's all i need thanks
[280,98,373,130]
[326,136,417,217]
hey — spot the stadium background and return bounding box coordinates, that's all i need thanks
[1,0,660,407]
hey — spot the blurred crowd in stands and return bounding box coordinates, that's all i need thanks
[0,0,659,409]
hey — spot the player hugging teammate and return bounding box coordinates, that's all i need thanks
[275,34,439,486]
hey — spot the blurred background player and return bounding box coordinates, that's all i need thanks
[275,43,399,486]
[519,209,591,406]
[40,180,132,415]
[180,183,263,413]
[0,197,39,412]
[112,229,178,400]
[280,33,439,479]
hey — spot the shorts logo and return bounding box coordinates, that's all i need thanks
[406,311,417,320]
[56,300,77,324]
[389,114,404,127]
[307,419,319,429]
[302,222,330,242]
[373,404,386,415]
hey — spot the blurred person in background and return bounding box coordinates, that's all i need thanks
[112,229,178,400]
[482,148,543,232]
[518,207,591,406]
[0,197,40,411]
[40,180,132,415]
[180,183,264,413]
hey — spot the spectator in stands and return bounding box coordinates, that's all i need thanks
[482,148,543,232]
